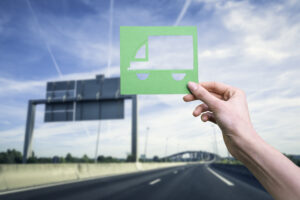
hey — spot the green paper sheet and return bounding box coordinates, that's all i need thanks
[120,26,198,94]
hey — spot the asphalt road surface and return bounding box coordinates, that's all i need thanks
[0,164,273,200]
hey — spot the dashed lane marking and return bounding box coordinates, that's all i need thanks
[207,167,234,186]
[149,178,161,185]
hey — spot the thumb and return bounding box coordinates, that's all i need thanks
[188,82,220,109]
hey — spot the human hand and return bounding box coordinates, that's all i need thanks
[183,82,258,158]
[184,82,300,200]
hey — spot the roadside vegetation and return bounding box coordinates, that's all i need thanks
[0,149,123,164]
[0,149,162,164]
[2,149,299,166]
[217,155,300,167]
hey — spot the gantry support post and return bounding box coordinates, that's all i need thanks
[23,101,36,163]
[131,95,138,162]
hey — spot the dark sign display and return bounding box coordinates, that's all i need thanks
[44,75,124,122]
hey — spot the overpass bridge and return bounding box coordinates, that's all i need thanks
[162,151,220,162]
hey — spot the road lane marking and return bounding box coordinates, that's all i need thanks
[173,170,178,174]
[149,178,161,185]
[207,167,234,186]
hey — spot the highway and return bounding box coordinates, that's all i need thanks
[0,164,273,200]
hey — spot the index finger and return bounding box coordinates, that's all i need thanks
[183,91,224,102]
[200,82,232,95]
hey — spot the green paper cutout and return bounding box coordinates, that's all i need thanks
[120,26,198,94]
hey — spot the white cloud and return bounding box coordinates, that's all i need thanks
[194,0,300,156]
[1,0,300,159]
[0,68,121,97]
[220,1,300,63]
[0,78,44,96]
[199,48,235,59]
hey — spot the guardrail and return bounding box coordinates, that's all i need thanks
[0,162,188,192]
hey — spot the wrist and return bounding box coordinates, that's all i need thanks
[229,128,263,162]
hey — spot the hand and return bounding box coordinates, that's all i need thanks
[183,82,258,158]
[184,82,300,200]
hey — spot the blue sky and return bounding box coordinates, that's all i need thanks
[0,0,300,159]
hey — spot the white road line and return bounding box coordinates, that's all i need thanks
[207,167,234,186]
[149,178,161,185]
[173,170,178,174]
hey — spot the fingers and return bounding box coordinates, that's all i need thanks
[183,92,223,102]
[183,94,195,102]
[201,112,217,124]
[200,82,232,95]
[187,82,220,109]
[193,103,209,117]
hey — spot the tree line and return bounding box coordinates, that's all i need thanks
[2,149,298,166]
[0,149,124,164]
[0,149,162,164]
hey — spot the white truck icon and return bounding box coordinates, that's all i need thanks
[128,35,194,81]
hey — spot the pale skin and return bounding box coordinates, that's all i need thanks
[183,81,300,200]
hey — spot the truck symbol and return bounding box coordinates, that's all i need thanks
[120,26,198,94]
[128,35,194,81]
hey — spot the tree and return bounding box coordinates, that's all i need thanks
[81,154,90,163]
[0,149,22,164]
[153,156,160,162]
[126,154,135,162]
[97,155,105,162]
[65,153,74,163]
[27,151,38,163]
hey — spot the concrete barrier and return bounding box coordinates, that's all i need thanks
[77,163,138,179]
[140,162,186,170]
[0,162,188,192]
[0,164,78,191]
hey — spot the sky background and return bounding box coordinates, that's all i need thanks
[0,0,300,159]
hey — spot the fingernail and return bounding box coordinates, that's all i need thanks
[201,115,208,122]
[188,82,198,91]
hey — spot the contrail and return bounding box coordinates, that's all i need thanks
[173,0,192,26]
[26,0,92,139]
[26,0,63,78]
[106,0,114,77]
[45,45,63,79]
